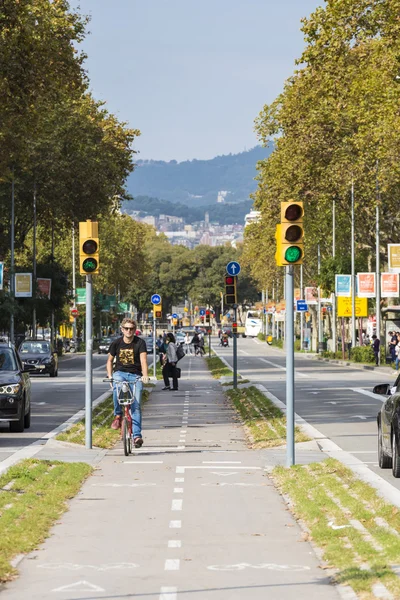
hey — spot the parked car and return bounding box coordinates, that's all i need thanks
[140,335,154,354]
[18,339,58,377]
[98,337,113,354]
[0,343,31,432]
[375,373,400,477]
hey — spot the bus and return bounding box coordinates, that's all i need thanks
[244,310,263,338]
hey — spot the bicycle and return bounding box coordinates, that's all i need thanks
[103,377,142,456]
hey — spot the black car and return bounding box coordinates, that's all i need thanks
[375,373,400,477]
[98,337,113,354]
[0,344,31,432]
[18,339,59,377]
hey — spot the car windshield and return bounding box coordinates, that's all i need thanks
[100,338,112,344]
[20,341,50,354]
[0,349,17,371]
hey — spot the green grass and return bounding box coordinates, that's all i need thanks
[273,458,400,599]
[57,389,150,448]
[227,386,309,448]
[205,355,234,379]
[221,379,250,386]
[0,459,92,582]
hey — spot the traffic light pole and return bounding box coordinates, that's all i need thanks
[85,274,93,449]
[286,266,295,467]
[233,305,238,389]
[153,319,156,379]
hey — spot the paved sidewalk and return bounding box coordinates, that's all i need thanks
[1,355,343,600]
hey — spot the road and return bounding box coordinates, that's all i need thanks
[0,353,110,463]
[213,336,398,486]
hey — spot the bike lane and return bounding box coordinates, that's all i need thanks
[0,355,344,600]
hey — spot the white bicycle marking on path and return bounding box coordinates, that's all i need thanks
[52,580,105,592]
[40,562,138,571]
[207,562,310,572]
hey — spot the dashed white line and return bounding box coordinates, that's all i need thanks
[175,478,184,483]
[172,499,183,511]
[169,520,182,528]
[168,540,181,548]
[164,559,180,571]
[174,488,184,493]
[159,586,178,599]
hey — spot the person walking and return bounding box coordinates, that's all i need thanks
[184,332,192,355]
[372,334,380,366]
[162,332,179,391]
[395,334,400,372]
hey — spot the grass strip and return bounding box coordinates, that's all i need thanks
[0,458,92,582]
[272,458,400,598]
[227,386,309,447]
[205,355,234,379]
[221,379,250,386]
[56,389,149,449]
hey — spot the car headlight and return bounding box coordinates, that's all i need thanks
[42,358,52,364]
[0,383,21,395]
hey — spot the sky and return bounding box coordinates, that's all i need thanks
[69,0,323,162]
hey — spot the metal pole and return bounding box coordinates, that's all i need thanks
[318,244,323,350]
[72,225,77,348]
[10,172,15,344]
[153,319,156,379]
[300,264,304,351]
[261,289,265,335]
[209,329,211,358]
[233,305,238,389]
[351,180,356,347]
[286,265,295,467]
[85,274,93,449]
[332,198,337,353]
[32,182,37,338]
[376,182,381,363]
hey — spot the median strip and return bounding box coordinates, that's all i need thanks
[205,355,235,379]
[0,459,92,582]
[273,458,400,599]
[226,386,309,447]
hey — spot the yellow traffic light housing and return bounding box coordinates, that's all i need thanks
[276,201,304,266]
[79,220,99,275]
[153,304,162,319]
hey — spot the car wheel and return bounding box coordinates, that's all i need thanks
[24,406,31,429]
[50,368,56,377]
[378,420,391,468]
[10,402,25,433]
[392,431,400,478]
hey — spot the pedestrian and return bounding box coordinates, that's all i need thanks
[191,332,200,355]
[184,332,192,355]
[162,332,179,391]
[372,334,380,366]
[107,318,149,448]
[389,331,398,362]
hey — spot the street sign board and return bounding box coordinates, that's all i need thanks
[296,300,308,312]
[337,297,368,317]
[388,244,400,273]
[151,294,161,305]
[172,313,178,319]
[226,261,241,276]
[199,308,206,316]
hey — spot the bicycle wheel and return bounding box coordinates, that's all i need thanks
[122,417,131,456]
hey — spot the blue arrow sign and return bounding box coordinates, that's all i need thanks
[151,294,161,305]
[172,313,178,319]
[226,261,241,276]
[296,300,308,312]
[199,308,206,316]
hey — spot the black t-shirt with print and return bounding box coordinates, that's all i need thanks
[108,336,147,374]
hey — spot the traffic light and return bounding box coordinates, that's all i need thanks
[79,220,99,275]
[232,322,237,334]
[153,305,162,319]
[275,201,304,266]
[225,275,237,305]
[205,309,210,324]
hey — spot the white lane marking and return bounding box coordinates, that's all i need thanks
[174,488,184,493]
[202,461,241,464]
[325,401,337,404]
[32,402,47,405]
[168,540,181,548]
[354,416,367,420]
[177,446,185,450]
[172,499,183,511]
[181,430,187,434]
[164,559,180,571]
[159,586,177,599]
[328,521,349,530]
[169,520,182,528]
[352,387,386,402]
[41,563,138,571]
[208,562,310,572]
[123,461,163,464]
[211,472,238,476]
[239,350,250,355]
[176,467,185,473]
[175,478,184,483]
[92,483,156,488]
[258,357,310,378]
[53,580,105,592]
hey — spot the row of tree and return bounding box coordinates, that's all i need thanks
[243,0,400,296]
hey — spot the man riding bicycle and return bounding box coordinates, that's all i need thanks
[107,318,149,448]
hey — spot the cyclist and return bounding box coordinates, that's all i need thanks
[107,317,149,447]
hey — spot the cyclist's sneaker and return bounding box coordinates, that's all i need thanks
[111,416,122,430]
[133,436,143,448]
[162,386,170,390]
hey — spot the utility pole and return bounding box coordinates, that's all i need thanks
[332,198,337,353]
[351,180,356,348]
[318,244,323,351]
[72,225,77,347]
[376,164,381,363]
[286,265,295,467]
[85,274,93,449]
[32,182,37,338]
[10,172,15,344]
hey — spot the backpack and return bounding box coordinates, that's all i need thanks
[176,344,185,362]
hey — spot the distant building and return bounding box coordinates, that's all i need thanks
[205,211,209,225]
[244,210,261,227]
[217,191,228,203]
[142,215,157,227]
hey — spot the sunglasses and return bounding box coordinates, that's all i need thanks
[123,326,135,331]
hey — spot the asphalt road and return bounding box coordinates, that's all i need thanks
[214,336,399,487]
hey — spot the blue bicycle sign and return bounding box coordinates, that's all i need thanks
[151,294,161,305]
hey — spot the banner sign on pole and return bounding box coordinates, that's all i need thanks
[381,273,399,298]
[335,274,351,297]
[76,288,86,304]
[388,244,400,273]
[304,286,318,305]
[0,262,3,290]
[357,273,376,298]
[15,273,32,297]
[337,297,368,317]
[37,278,51,299]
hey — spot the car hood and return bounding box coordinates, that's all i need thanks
[19,352,51,361]
[0,372,21,384]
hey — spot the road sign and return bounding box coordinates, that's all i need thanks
[199,308,206,316]
[337,297,368,317]
[226,261,241,276]
[296,300,308,312]
[71,308,79,317]
[151,294,161,305]
[172,313,178,319]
